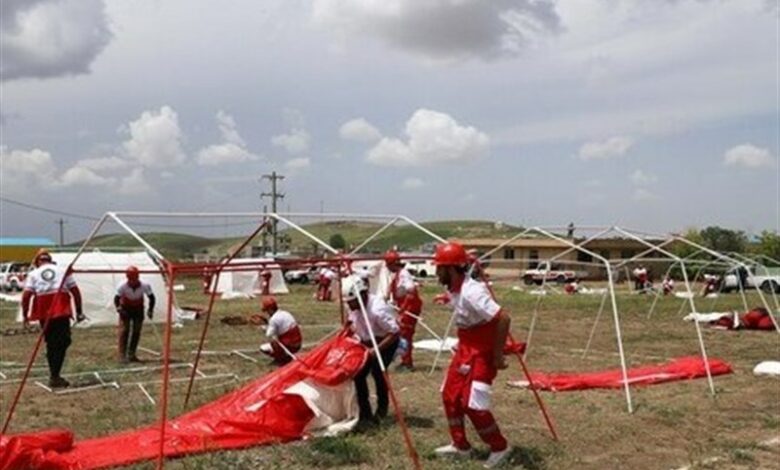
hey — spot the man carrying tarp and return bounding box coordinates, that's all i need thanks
[384,250,423,370]
[258,296,302,365]
[21,250,85,388]
[342,275,400,429]
[114,266,156,363]
[433,242,512,469]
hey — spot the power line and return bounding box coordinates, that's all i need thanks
[0,196,262,229]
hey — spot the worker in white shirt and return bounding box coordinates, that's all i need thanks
[342,275,400,428]
[259,296,302,365]
[114,266,155,363]
[384,250,423,370]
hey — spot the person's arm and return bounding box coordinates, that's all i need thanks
[113,295,121,309]
[375,331,400,353]
[21,290,33,326]
[492,310,511,370]
[70,285,85,322]
[147,294,156,319]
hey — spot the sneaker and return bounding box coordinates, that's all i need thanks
[128,356,142,363]
[396,363,415,372]
[48,377,70,389]
[434,443,472,458]
[483,447,512,468]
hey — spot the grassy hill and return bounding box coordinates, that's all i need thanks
[70,220,522,260]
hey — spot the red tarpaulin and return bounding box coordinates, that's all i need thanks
[509,356,732,392]
[0,334,367,470]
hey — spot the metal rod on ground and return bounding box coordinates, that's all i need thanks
[231,350,258,363]
[353,285,421,470]
[138,383,156,405]
[429,304,457,376]
[390,305,445,343]
[184,218,270,408]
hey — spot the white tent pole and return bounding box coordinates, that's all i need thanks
[270,213,339,255]
[647,263,675,319]
[534,227,633,413]
[430,309,457,376]
[476,227,535,261]
[108,213,167,263]
[349,218,399,254]
[398,216,447,243]
[583,290,609,359]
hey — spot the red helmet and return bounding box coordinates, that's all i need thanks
[33,249,52,267]
[433,242,468,266]
[384,250,402,266]
[261,296,278,312]
[126,266,140,280]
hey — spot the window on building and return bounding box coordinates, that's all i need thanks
[620,250,636,260]
[528,249,539,268]
[599,250,610,260]
[503,248,515,260]
[577,251,593,263]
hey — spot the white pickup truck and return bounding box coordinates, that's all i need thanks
[405,259,436,278]
[722,265,780,293]
[0,262,29,292]
[522,261,584,285]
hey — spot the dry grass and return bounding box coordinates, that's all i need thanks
[1,277,778,469]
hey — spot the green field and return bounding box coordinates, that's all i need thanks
[1,277,778,469]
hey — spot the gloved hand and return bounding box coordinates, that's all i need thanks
[76,312,86,323]
[147,309,153,320]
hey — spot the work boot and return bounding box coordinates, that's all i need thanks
[396,363,414,372]
[128,355,141,363]
[434,443,472,459]
[483,447,512,468]
[48,377,70,389]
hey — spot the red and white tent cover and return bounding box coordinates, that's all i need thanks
[0,334,367,470]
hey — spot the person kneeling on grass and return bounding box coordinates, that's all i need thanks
[342,274,400,430]
[258,296,302,365]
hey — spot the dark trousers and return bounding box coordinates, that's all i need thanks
[40,317,71,379]
[354,336,399,421]
[119,308,144,359]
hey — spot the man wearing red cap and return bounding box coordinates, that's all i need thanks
[384,250,423,370]
[433,242,512,468]
[21,250,85,388]
[259,296,302,365]
[114,266,156,363]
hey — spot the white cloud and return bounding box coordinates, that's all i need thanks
[312,0,561,62]
[1,0,112,81]
[271,129,310,155]
[197,111,260,166]
[402,177,425,189]
[0,146,58,195]
[578,136,634,161]
[123,106,187,168]
[629,169,657,185]
[339,118,382,143]
[632,188,659,202]
[58,166,114,187]
[723,143,775,169]
[75,156,132,172]
[366,109,490,167]
[117,168,152,195]
[284,157,311,171]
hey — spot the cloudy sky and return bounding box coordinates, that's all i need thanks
[1,0,778,242]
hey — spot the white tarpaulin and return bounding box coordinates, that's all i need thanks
[16,251,182,327]
[209,258,289,297]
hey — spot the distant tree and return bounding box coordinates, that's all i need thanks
[329,233,346,250]
[671,228,704,258]
[756,231,780,261]
[699,226,748,253]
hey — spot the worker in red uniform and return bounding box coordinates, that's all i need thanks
[114,266,155,363]
[433,242,512,468]
[21,250,85,388]
[260,269,273,296]
[384,250,423,370]
[259,296,302,365]
[316,266,337,301]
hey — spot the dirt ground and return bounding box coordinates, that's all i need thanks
[1,277,778,469]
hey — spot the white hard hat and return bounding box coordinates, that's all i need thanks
[341,274,367,301]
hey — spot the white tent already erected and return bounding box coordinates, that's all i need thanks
[17,250,181,327]
[208,258,288,298]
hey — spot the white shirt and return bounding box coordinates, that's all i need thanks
[116,281,153,308]
[266,309,297,338]
[319,268,337,280]
[348,294,399,341]
[391,268,417,299]
[25,264,76,296]
[450,278,501,329]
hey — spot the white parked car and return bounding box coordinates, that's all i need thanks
[722,265,780,293]
[405,259,436,278]
[0,262,29,292]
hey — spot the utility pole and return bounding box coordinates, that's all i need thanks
[261,171,285,255]
[55,218,67,246]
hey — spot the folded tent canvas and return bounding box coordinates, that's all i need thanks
[16,250,181,326]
